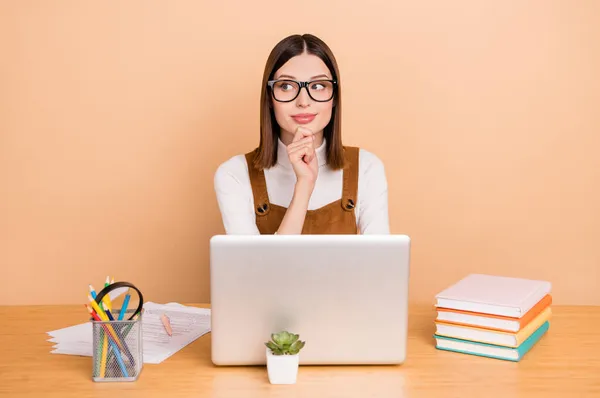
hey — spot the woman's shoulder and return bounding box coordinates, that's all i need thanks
[353,148,388,204]
[357,147,384,164]
[214,153,251,187]
[353,147,386,176]
[216,153,248,171]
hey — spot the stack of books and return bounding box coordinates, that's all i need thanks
[433,273,552,361]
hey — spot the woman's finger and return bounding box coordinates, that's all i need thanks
[288,145,313,163]
[292,126,313,142]
[288,140,315,160]
[287,139,315,156]
[287,136,313,151]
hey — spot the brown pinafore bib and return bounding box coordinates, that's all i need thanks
[244,146,360,234]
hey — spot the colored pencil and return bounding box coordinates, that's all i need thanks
[85,305,129,377]
[118,291,131,321]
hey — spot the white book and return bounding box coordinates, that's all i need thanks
[435,274,551,318]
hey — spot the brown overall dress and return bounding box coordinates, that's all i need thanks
[244,146,360,234]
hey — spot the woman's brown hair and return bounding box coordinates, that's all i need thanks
[253,34,345,171]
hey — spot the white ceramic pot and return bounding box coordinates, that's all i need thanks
[266,348,300,384]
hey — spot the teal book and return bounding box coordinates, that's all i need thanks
[434,320,549,362]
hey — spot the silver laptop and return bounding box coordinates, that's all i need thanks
[209,234,411,366]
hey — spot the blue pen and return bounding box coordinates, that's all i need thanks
[118,293,131,321]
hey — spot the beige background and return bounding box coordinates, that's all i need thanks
[1,1,599,306]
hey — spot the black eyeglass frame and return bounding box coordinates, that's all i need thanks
[267,79,337,103]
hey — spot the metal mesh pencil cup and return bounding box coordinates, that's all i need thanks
[91,312,143,382]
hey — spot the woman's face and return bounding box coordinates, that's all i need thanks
[270,52,335,144]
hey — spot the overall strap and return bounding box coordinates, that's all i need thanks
[341,146,359,212]
[244,150,271,216]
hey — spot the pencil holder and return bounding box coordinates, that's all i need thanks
[91,312,143,382]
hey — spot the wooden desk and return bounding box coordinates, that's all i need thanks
[0,305,598,398]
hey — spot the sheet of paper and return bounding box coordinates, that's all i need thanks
[140,302,211,364]
[46,302,211,364]
[51,342,93,356]
[47,322,91,339]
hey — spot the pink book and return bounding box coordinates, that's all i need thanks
[435,274,552,318]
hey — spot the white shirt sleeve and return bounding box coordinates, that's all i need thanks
[213,155,260,235]
[357,150,390,234]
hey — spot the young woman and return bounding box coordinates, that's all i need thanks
[214,33,389,235]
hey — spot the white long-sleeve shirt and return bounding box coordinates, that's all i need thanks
[214,138,390,234]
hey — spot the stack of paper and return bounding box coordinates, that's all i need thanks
[433,274,551,361]
[47,302,211,364]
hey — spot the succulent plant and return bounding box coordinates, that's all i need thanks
[265,330,305,355]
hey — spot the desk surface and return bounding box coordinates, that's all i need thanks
[0,304,598,398]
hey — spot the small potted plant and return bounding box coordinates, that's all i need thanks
[264,330,306,384]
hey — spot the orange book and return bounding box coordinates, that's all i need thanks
[435,306,552,348]
[435,294,552,332]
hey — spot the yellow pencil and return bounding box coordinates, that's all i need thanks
[87,295,124,350]
[102,276,112,311]
[88,294,108,320]
[100,281,111,375]
[85,304,128,377]
[100,334,108,377]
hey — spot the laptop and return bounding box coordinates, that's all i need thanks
[209,234,411,366]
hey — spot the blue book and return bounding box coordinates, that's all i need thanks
[434,320,549,361]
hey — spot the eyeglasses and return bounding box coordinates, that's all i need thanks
[267,79,337,102]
